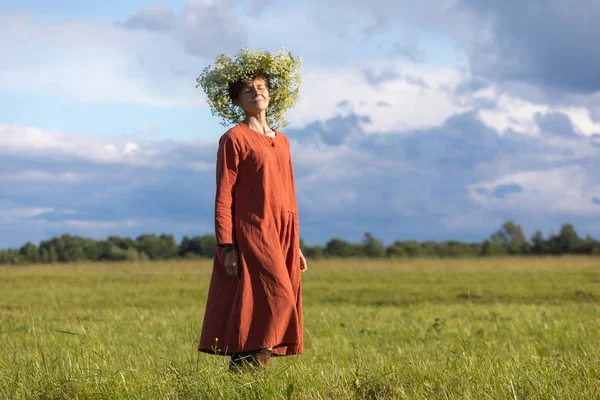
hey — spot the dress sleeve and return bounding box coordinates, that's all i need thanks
[214,134,239,245]
[288,138,300,228]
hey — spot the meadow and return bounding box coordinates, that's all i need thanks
[1,257,599,399]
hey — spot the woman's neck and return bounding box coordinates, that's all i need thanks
[244,114,271,135]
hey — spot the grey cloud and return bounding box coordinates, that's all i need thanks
[119,1,247,58]
[454,0,600,94]
[589,105,600,124]
[454,76,490,96]
[535,111,579,137]
[287,110,600,242]
[170,65,192,77]
[308,0,600,96]
[362,111,501,169]
[402,74,430,89]
[362,67,435,90]
[492,184,523,199]
[238,0,276,16]
[363,67,401,86]
[181,1,247,57]
[287,113,498,243]
[286,113,370,146]
[122,4,177,32]
[593,135,600,150]
[390,42,424,63]
[0,143,218,248]
[363,15,390,37]
[4,109,600,248]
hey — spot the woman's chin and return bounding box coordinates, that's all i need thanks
[244,106,268,114]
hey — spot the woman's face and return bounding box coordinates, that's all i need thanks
[235,78,270,114]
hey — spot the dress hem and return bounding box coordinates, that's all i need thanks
[198,342,303,357]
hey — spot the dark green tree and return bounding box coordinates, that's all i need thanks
[403,241,424,257]
[325,238,363,257]
[19,242,39,263]
[555,224,581,254]
[303,245,324,259]
[491,221,527,254]
[481,240,507,256]
[180,234,217,258]
[385,241,407,257]
[135,234,178,260]
[362,232,385,257]
[530,230,546,255]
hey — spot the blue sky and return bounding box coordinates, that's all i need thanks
[2,0,600,248]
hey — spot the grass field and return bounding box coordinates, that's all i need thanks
[1,257,599,399]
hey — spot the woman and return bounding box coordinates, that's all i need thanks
[198,74,307,371]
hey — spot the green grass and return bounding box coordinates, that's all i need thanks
[1,257,599,399]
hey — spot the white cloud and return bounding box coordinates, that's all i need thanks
[0,13,203,107]
[123,142,140,154]
[140,123,161,136]
[0,207,54,219]
[478,94,547,136]
[64,219,140,229]
[0,124,154,164]
[477,91,600,136]
[560,107,600,135]
[122,0,247,58]
[0,170,84,182]
[469,166,600,215]
[187,161,214,172]
[287,63,469,133]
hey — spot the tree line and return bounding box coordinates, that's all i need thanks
[1,221,599,265]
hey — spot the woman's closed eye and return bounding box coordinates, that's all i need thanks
[243,86,266,94]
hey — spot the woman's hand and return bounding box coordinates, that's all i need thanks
[299,247,308,274]
[224,248,240,279]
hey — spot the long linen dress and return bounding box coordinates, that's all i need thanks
[198,122,303,357]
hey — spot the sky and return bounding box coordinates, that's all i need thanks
[2,0,600,248]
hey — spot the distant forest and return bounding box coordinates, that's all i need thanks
[1,221,599,265]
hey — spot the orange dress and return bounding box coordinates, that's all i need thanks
[198,122,303,357]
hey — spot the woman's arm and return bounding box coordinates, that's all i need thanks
[214,134,239,246]
[287,138,307,273]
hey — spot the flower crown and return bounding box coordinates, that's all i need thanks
[196,47,303,129]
